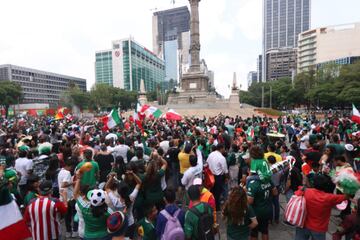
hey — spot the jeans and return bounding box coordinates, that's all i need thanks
[285,189,294,202]
[65,199,78,233]
[272,191,280,221]
[228,165,239,189]
[295,227,326,240]
[211,174,225,210]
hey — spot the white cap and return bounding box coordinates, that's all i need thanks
[193,178,203,185]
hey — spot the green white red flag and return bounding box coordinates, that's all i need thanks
[352,104,360,124]
[102,109,122,130]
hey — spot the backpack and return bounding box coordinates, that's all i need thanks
[161,209,185,240]
[203,166,215,190]
[190,204,214,240]
[284,188,307,227]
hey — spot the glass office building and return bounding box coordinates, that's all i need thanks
[95,51,113,85]
[152,7,190,85]
[95,38,165,92]
[262,0,311,81]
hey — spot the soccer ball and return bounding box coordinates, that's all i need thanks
[90,189,106,207]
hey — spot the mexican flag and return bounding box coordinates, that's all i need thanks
[103,109,123,129]
[141,105,162,118]
[134,102,143,130]
[0,185,31,240]
[165,109,182,121]
[352,104,360,124]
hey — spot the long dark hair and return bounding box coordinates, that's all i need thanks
[223,186,248,224]
[117,182,132,209]
[144,160,159,187]
[91,204,108,218]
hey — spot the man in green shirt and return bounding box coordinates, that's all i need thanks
[184,185,214,240]
[137,204,158,240]
[76,149,99,188]
[247,179,277,240]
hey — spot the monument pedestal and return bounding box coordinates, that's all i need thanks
[181,71,209,92]
[168,71,213,106]
[229,90,240,105]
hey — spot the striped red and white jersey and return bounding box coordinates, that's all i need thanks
[24,196,67,240]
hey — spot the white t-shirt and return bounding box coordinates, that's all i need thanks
[300,134,309,150]
[109,144,130,163]
[58,168,73,201]
[75,200,85,238]
[207,150,228,176]
[159,140,170,154]
[181,149,203,189]
[107,188,139,226]
[15,157,33,185]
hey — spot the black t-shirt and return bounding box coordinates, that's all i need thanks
[95,153,114,183]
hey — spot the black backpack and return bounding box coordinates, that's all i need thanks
[190,204,214,240]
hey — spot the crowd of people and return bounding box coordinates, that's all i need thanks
[0,111,360,240]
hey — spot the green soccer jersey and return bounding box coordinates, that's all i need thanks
[76,196,112,239]
[76,160,99,188]
[225,206,256,240]
[250,158,271,182]
[137,217,156,240]
[24,191,37,206]
[247,179,273,219]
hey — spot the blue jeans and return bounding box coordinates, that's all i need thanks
[285,189,294,202]
[295,227,326,240]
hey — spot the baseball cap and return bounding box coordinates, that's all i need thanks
[193,177,203,186]
[39,180,53,195]
[345,144,354,152]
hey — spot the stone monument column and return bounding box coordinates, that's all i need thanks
[189,0,201,72]
[180,0,209,93]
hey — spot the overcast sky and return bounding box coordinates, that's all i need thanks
[1,0,360,97]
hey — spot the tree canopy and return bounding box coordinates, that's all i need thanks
[0,81,23,117]
[241,61,360,109]
[60,83,138,111]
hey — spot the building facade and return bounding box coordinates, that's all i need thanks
[298,22,360,73]
[152,7,190,84]
[95,38,165,92]
[266,48,297,80]
[262,0,311,81]
[257,55,263,82]
[247,71,258,88]
[0,64,86,105]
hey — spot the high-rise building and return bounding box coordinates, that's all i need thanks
[95,38,165,92]
[298,22,360,73]
[247,71,258,88]
[152,7,190,84]
[266,48,297,80]
[257,55,263,82]
[262,0,311,81]
[0,64,86,106]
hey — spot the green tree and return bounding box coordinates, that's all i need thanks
[0,81,22,118]
[146,91,157,102]
[337,61,360,106]
[60,84,91,110]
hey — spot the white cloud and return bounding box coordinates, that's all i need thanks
[236,0,262,41]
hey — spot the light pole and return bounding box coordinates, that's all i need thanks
[261,86,264,108]
[270,85,272,109]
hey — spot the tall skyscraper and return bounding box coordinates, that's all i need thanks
[152,7,190,84]
[95,38,165,92]
[262,0,311,81]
